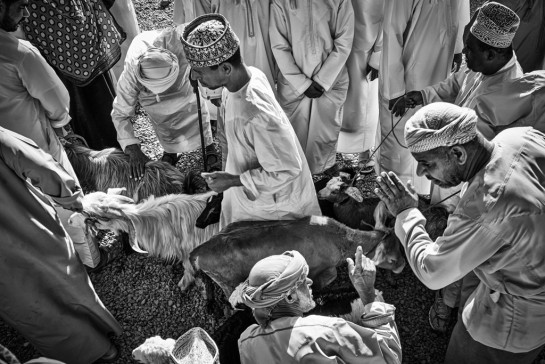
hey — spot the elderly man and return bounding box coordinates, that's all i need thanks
[181,14,320,228]
[238,248,401,364]
[269,0,354,175]
[0,0,99,267]
[0,127,121,364]
[112,28,216,179]
[375,102,545,364]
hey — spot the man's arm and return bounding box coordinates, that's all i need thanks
[0,129,83,211]
[269,1,312,96]
[19,46,70,129]
[375,172,502,290]
[420,67,465,105]
[111,65,143,151]
[313,0,354,92]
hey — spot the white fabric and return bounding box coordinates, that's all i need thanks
[111,25,213,153]
[378,0,462,194]
[0,29,90,255]
[394,127,545,353]
[337,0,383,154]
[270,0,354,174]
[421,55,522,208]
[173,0,277,97]
[219,67,320,228]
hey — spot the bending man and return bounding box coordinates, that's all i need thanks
[375,102,545,363]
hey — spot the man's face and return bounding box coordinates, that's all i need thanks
[190,66,225,90]
[413,148,464,188]
[463,34,488,73]
[297,277,316,313]
[0,0,29,32]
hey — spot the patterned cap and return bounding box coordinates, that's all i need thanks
[405,103,478,153]
[470,2,520,48]
[181,14,240,68]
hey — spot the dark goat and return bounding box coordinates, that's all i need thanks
[189,215,406,302]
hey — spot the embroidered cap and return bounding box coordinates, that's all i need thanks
[181,14,240,68]
[470,1,520,48]
[405,103,478,153]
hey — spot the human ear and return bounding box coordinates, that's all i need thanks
[221,62,232,76]
[450,146,467,165]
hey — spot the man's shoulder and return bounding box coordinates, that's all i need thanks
[0,37,37,64]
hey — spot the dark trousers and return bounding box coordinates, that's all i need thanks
[445,320,544,364]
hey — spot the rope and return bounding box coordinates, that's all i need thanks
[349,97,409,186]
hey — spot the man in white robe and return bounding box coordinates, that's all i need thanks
[375,103,545,364]
[0,0,97,267]
[337,0,383,171]
[111,27,215,179]
[378,0,467,194]
[269,0,354,175]
[399,2,528,333]
[181,14,320,228]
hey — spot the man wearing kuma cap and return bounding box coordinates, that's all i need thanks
[402,1,524,140]
[181,14,320,228]
[375,102,545,363]
[111,27,217,180]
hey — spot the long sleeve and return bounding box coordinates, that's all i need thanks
[239,112,302,200]
[19,46,70,129]
[421,68,465,104]
[313,0,354,91]
[111,64,142,151]
[0,129,82,210]
[394,207,503,290]
[380,0,415,99]
[269,1,312,96]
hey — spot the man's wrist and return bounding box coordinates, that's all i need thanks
[357,288,376,305]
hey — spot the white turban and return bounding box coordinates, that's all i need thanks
[404,103,478,153]
[135,47,179,95]
[470,2,520,48]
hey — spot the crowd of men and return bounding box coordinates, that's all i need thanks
[1,0,545,363]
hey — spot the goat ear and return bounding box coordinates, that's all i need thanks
[345,187,363,203]
[373,201,393,232]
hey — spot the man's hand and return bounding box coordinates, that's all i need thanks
[388,95,406,117]
[347,246,376,304]
[374,171,418,216]
[405,91,424,109]
[202,171,242,193]
[366,65,379,81]
[124,144,149,181]
[452,53,462,73]
[304,81,325,99]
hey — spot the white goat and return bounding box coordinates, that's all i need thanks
[69,189,219,290]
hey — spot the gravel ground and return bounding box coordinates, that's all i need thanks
[2,1,545,363]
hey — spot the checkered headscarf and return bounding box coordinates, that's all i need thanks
[405,103,478,153]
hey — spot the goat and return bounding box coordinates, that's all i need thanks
[318,175,448,238]
[189,215,406,302]
[64,142,190,201]
[68,189,220,290]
